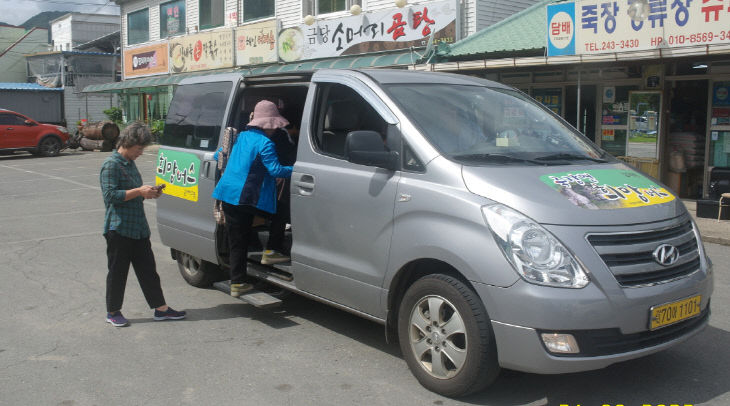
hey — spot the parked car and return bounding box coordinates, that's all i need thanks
[0,109,69,156]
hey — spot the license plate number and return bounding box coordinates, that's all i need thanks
[650,295,702,330]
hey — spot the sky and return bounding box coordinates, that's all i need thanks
[0,0,120,26]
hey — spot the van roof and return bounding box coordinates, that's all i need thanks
[354,69,511,89]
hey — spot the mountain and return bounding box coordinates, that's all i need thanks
[21,11,68,43]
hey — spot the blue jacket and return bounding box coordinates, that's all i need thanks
[212,127,293,214]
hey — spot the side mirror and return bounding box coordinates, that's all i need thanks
[24,120,34,126]
[345,130,399,171]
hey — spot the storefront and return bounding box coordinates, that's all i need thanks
[418,0,730,199]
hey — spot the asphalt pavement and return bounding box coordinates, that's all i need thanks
[0,149,729,406]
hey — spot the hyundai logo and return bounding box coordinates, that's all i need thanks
[653,244,680,266]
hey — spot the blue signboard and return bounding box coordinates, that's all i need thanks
[546,2,576,56]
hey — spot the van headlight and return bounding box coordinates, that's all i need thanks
[483,204,589,288]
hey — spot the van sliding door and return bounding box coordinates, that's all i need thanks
[155,76,241,263]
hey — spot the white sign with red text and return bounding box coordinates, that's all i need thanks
[277,0,457,62]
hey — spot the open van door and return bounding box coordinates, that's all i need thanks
[155,73,243,264]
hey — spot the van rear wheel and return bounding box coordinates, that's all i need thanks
[177,252,219,288]
[397,274,499,397]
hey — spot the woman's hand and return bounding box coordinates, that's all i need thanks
[138,185,163,199]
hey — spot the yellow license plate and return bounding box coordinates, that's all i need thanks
[650,295,702,330]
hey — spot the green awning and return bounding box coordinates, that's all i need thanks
[439,0,554,60]
[83,50,419,93]
[246,50,419,74]
[82,69,239,93]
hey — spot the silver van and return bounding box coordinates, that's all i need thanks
[155,69,713,396]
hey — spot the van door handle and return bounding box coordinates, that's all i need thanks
[203,161,211,178]
[294,174,315,196]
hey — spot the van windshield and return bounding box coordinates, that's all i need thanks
[385,84,607,166]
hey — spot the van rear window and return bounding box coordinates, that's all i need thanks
[161,82,232,151]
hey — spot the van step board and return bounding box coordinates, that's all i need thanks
[212,281,282,309]
[247,253,293,281]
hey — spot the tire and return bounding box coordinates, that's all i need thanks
[397,274,500,397]
[177,252,220,288]
[36,136,62,157]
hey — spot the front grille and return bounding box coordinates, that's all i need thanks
[539,305,710,357]
[587,221,701,287]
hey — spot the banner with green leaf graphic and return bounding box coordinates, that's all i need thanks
[540,169,675,209]
[155,149,200,202]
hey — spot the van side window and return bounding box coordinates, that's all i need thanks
[161,82,232,151]
[312,83,388,159]
[403,142,425,172]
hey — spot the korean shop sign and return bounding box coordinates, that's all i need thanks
[156,149,200,202]
[277,0,456,62]
[547,0,730,56]
[235,20,278,66]
[540,169,675,209]
[547,2,576,56]
[123,43,169,78]
[169,29,234,73]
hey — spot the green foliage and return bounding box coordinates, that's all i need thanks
[150,119,165,141]
[103,107,124,124]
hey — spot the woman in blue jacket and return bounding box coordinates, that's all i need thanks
[212,100,293,297]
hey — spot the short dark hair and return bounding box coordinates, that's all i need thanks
[116,121,153,149]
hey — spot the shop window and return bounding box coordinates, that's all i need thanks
[160,0,186,38]
[127,8,149,45]
[244,0,275,22]
[199,0,225,30]
[303,0,361,16]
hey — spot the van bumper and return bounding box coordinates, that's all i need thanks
[489,311,708,374]
[473,273,712,374]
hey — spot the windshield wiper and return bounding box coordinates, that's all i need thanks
[451,153,543,165]
[535,153,607,163]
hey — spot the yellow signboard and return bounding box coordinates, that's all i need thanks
[169,29,234,73]
[235,20,278,66]
[123,42,169,78]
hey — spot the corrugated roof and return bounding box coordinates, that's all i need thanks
[441,0,561,59]
[0,82,63,91]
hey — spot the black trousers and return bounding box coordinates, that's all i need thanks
[266,180,290,253]
[105,231,166,313]
[223,202,256,284]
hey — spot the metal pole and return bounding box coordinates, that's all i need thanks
[576,70,581,132]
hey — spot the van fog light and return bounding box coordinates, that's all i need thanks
[541,333,580,354]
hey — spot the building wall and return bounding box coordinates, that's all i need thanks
[120,0,489,46]
[64,86,115,124]
[53,14,120,51]
[0,26,26,52]
[474,0,539,32]
[0,29,50,82]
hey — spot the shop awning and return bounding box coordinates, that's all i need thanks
[246,50,420,74]
[82,69,239,93]
[438,0,551,60]
[83,50,420,93]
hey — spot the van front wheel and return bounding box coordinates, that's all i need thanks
[397,274,499,397]
[177,252,217,288]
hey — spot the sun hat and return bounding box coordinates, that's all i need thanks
[248,100,289,130]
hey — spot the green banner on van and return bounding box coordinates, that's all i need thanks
[155,149,200,202]
[540,169,675,209]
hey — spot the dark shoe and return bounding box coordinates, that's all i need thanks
[106,312,130,327]
[153,307,186,321]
